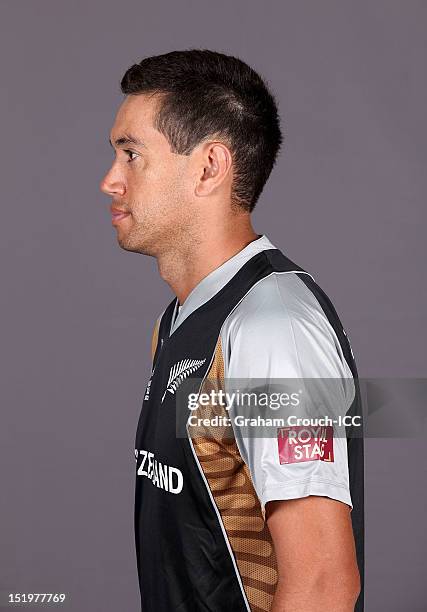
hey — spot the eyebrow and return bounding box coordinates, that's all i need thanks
[109,133,146,148]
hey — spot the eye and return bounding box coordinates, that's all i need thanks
[124,150,138,163]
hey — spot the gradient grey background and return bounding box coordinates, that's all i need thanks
[1,1,426,610]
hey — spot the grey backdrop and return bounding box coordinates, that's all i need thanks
[1,1,426,610]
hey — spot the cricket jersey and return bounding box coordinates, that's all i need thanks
[134,234,364,611]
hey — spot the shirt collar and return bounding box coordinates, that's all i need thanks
[169,233,277,335]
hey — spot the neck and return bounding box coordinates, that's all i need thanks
[156,219,259,305]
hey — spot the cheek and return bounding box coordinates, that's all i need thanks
[125,166,159,209]
[130,158,190,214]
[135,160,170,195]
[156,167,188,205]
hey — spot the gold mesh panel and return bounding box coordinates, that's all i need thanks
[190,338,278,612]
[150,318,160,362]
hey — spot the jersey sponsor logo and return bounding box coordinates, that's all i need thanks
[135,448,184,494]
[277,425,334,464]
[161,358,207,403]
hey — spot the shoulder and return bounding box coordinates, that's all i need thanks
[227,271,323,330]
[220,271,353,380]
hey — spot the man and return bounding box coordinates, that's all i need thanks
[100,49,364,611]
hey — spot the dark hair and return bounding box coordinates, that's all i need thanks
[120,49,283,213]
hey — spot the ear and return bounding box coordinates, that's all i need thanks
[195,141,232,197]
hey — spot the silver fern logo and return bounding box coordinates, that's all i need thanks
[161,358,206,403]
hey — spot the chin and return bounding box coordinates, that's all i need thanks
[117,233,155,257]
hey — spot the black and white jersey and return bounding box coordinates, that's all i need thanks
[134,234,364,611]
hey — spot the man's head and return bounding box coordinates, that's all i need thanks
[100,49,283,256]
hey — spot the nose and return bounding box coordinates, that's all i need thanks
[99,167,126,197]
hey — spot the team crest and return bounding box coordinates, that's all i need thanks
[161,358,206,403]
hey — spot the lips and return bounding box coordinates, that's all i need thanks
[111,205,131,224]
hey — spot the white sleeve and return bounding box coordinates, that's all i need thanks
[221,273,354,511]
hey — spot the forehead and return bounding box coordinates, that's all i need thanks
[111,93,161,141]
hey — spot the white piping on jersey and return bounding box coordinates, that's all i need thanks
[185,268,315,612]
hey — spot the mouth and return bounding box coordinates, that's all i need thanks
[111,207,131,225]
